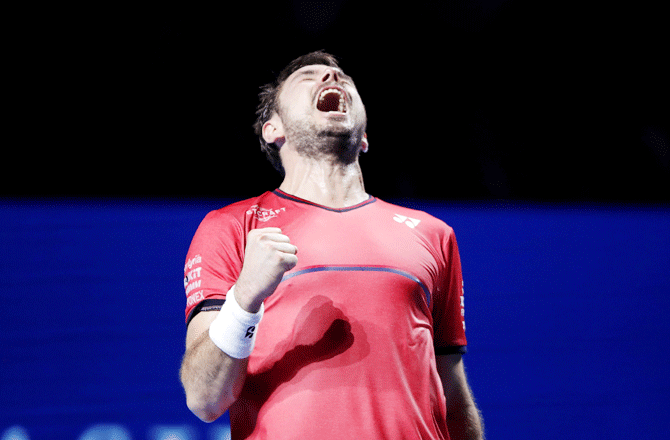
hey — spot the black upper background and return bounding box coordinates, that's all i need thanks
[7,1,668,202]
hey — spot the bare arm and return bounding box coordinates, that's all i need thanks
[180,310,249,422]
[436,354,485,440]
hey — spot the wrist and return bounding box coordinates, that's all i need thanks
[232,281,265,313]
[208,285,264,359]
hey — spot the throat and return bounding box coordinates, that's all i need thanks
[279,159,367,210]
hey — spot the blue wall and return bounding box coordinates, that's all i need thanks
[1,199,669,439]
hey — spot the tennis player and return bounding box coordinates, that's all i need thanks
[180,51,484,439]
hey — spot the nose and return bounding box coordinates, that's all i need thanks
[321,68,339,83]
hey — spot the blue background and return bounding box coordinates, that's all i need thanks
[1,199,669,439]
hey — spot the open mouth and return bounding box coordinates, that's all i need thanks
[316,87,347,113]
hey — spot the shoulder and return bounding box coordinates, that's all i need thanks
[373,198,455,237]
[187,193,278,262]
[199,192,276,226]
[193,192,278,241]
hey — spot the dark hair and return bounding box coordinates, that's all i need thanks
[253,51,340,175]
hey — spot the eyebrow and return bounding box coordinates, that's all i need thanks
[294,69,318,79]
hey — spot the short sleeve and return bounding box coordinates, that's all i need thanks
[184,210,245,325]
[432,227,467,354]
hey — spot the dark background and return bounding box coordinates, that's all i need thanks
[6,0,668,202]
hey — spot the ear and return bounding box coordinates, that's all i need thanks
[361,132,369,153]
[262,114,286,148]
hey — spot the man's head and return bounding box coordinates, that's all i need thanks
[253,51,367,175]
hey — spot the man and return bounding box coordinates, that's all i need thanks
[180,51,484,439]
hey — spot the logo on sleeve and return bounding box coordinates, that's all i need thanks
[461,280,466,330]
[393,214,421,229]
[184,254,202,272]
[247,205,286,222]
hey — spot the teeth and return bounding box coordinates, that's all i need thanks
[318,88,346,112]
[319,88,343,100]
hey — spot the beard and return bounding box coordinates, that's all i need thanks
[280,111,366,166]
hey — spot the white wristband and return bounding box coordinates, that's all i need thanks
[208,285,264,359]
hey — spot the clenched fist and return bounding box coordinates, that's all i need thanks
[234,228,298,313]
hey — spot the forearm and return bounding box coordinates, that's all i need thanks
[180,332,248,422]
[447,401,485,440]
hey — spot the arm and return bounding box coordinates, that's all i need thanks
[436,354,485,440]
[180,227,298,422]
[180,310,249,422]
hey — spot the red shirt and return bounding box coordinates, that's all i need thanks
[184,190,467,439]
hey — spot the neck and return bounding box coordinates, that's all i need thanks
[279,154,367,209]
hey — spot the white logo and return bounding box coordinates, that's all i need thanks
[184,267,202,288]
[184,254,202,272]
[393,214,421,229]
[246,205,286,222]
[461,280,466,329]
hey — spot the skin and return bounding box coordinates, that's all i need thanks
[263,64,369,210]
[180,63,484,439]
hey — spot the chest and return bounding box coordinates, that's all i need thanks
[261,206,443,304]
